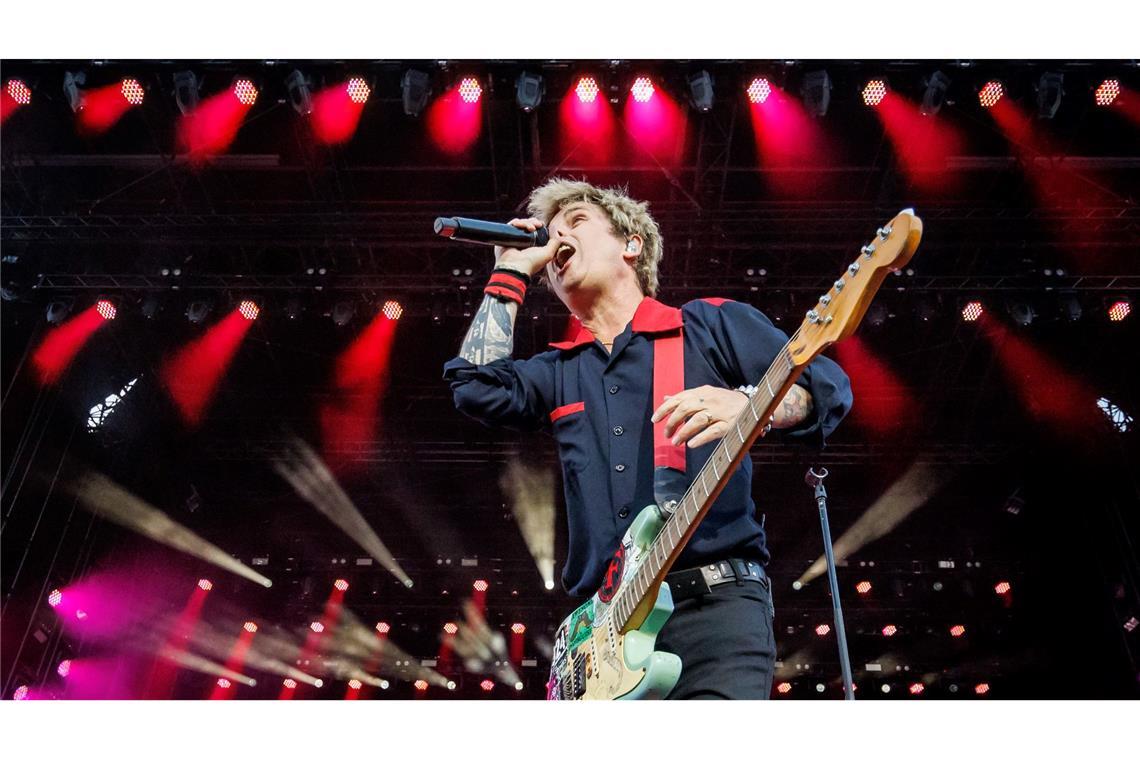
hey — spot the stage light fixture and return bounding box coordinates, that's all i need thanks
[443,622,458,635]
[57,660,72,678]
[978,80,1003,108]
[49,589,63,607]
[334,579,349,591]
[950,625,966,637]
[473,579,489,592]
[331,300,356,327]
[920,70,951,116]
[1058,293,1082,322]
[346,77,371,104]
[575,76,600,104]
[310,621,325,633]
[348,679,362,690]
[1035,72,1063,119]
[511,623,526,634]
[237,300,259,321]
[861,78,887,106]
[120,78,145,106]
[1097,397,1132,433]
[776,682,792,694]
[856,581,872,595]
[7,79,32,105]
[284,70,313,115]
[375,621,391,634]
[994,581,1011,595]
[217,678,232,689]
[382,300,403,320]
[173,71,199,114]
[687,70,715,112]
[975,683,990,695]
[13,686,29,701]
[46,300,73,325]
[515,71,544,112]
[961,301,984,322]
[232,78,258,106]
[480,679,494,691]
[630,76,655,103]
[815,624,831,636]
[198,579,213,591]
[746,77,771,104]
[186,300,213,325]
[414,680,429,691]
[882,624,898,637]
[909,683,925,695]
[458,76,483,104]
[244,621,258,633]
[1006,299,1035,327]
[283,679,297,689]
[514,681,524,691]
[1094,79,1120,107]
[866,302,889,328]
[1107,298,1131,322]
[96,299,117,321]
[402,69,432,117]
[284,298,303,321]
[63,71,86,112]
[800,70,832,116]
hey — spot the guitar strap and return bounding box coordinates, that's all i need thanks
[652,324,686,508]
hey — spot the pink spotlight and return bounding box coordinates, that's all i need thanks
[978,81,1004,108]
[815,624,831,636]
[511,623,526,634]
[480,679,494,692]
[13,685,29,701]
[575,76,600,104]
[862,79,887,106]
[473,579,489,592]
[1095,79,1120,107]
[950,625,966,637]
[121,78,145,106]
[909,682,925,695]
[1108,300,1131,322]
[458,77,483,104]
[855,581,872,595]
[414,680,428,691]
[48,589,63,607]
[238,300,260,321]
[283,678,297,689]
[7,79,32,105]
[962,301,984,322]
[381,300,403,321]
[216,678,232,689]
[334,579,349,592]
[57,660,72,678]
[994,581,1011,595]
[198,579,213,591]
[310,621,325,633]
[630,76,655,103]
[975,683,990,695]
[96,300,117,321]
[882,624,898,637]
[243,621,258,633]
[776,682,792,694]
[746,78,771,104]
[375,621,391,634]
[233,79,258,106]
[443,622,458,635]
[348,679,362,690]
[346,78,371,104]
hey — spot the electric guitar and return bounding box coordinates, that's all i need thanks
[546,209,924,700]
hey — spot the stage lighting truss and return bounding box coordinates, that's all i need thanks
[173,70,200,114]
[285,69,313,115]
[63,71,87,112]
[515,71,544,112]
[921,70,951,115]
[687,70,715,112]
[1035,71,1064,119]
[800,70,832,116]
[402,68,432,117]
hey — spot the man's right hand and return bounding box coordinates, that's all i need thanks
[494,218,561,277]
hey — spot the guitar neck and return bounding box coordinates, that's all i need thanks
[611,339,803,631]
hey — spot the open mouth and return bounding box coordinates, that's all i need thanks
[553,243,576,275]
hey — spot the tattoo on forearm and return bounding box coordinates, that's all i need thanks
[459,295,517,365]
[775,385,814,429]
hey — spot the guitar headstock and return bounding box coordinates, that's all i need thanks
[787,209,923,367]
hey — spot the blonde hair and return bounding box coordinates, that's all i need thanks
[526,177,663,297]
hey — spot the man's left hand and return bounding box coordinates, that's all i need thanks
[650,386,751,448]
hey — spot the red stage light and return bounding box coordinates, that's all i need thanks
[882,624,898,637]
[631,77,655,103]
[49,589,63,607]
[283,678,297,689]
[909,683,925,695]
[310,621,325,633]
[13,685,29,700]
[414,679,429,691]
[7,79,32,105]
[346,77,371,104]
[862,79,887,106]
[375,621,391,634]
[975,682,990,695]
[856,581,872,595]
[776,682,792,694]
[746,78,771,104]
[96,300,117,320]
[458,77,483,104]
[334,579,349,592]
[443,622,458,635]
[950,625,966,637]
[815,624,831,636]
[348,679,362,690]
[978,81,1004,108]
[217,678,231,689]
[198,579,213,591]
[994,581,1011,595]
[1108,300,1131,322]
[233,79,258,106]
[962,301,984,322]
[1095,79,1120,107]
[238,300,260,321]
[575,77,600,104]
[121,78,145,106]
[57,660,72,678]
[382,300,403,320]
[473,579,489,592]
[511,623,526,634]
[243,621,258,633]
[480,679,494,691]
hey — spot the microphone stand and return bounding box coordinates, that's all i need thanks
[804,467,855,700]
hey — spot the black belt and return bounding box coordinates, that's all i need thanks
[665,558,768,603]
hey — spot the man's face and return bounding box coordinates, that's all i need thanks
[544,202,630,302]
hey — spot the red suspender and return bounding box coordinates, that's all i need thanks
[652,328,686,473]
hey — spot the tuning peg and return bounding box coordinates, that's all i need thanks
[848,262,861,276]
[861,244,875,258]
[876,226,891,240]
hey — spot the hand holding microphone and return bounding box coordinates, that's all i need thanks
[434,216,562,277]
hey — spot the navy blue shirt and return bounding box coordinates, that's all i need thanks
[443,297,852,597]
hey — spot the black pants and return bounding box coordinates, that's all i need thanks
[655,577,777,699]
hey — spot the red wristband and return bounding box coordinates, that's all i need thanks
[484,268,530,305]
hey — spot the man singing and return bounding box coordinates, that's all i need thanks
[443,178,852,699]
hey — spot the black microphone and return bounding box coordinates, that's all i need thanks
[434,217,550,249]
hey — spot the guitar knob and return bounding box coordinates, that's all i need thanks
[848,262,861,276]
[861,244,875,258]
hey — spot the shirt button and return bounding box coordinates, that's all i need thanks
[615,464,626,472]
[613,426,624,436]
[609,385,619,394]
[618,507,630,519]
